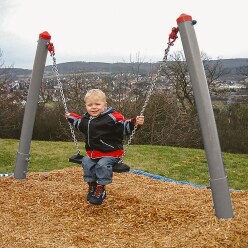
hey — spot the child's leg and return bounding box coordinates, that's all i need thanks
[81,156,98,200]
[95,156,118,185]
[88,157,118,205]
[81,156,97,183]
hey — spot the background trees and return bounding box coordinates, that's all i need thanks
[0,50,247,154]
[0,50,23,139]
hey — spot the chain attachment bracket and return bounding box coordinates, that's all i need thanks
[168,27,179,46]
[47,42,55,56]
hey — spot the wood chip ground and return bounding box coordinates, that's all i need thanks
[0,167,247,247]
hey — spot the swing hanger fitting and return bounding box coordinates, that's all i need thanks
[168,27,179,46]
[47,42,55,56]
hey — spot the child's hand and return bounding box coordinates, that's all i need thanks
[136,116,144,125]
[65,113,70,119]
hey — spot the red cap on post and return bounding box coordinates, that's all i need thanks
[176,14,192,24]
[39,31,51,40]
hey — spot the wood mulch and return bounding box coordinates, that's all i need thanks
[0,167,247,248]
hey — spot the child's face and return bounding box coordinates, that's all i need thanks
[85,96,107,117]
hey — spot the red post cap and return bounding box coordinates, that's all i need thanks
[176,14,192,24]
[39,31,51,40]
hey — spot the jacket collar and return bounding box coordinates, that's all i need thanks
[84,106,115,118]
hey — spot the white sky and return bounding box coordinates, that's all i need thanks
[1,0,247,69]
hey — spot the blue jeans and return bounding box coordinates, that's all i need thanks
[81,156,118,185]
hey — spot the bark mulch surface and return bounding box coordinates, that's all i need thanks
[0,167,247,248]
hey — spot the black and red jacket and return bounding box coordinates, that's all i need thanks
[67,107,138,159]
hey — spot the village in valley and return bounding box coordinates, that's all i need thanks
[1,61,247,106]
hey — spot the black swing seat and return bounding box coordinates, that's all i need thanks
[69,154,130,173]
[69,154,84,164]
[112,161,130,173]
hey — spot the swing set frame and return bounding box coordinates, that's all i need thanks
[13,13,234,219]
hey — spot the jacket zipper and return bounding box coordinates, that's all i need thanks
[100,139,115,149]
[88,116,95,149]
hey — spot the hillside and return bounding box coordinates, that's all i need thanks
[44,59,248,77]
[2,58,248,79]
[44,61,156,75]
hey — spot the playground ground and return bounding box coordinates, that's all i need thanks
[0,167,247,247]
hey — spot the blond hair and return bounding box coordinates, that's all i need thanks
[84,89,107,103]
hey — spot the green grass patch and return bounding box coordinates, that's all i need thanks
[0,138,247,190]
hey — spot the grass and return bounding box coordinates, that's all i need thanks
[0,138,247,190]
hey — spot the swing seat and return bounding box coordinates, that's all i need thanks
[112,161,130,173]
[69,154,84,164]
[69,154,130,173]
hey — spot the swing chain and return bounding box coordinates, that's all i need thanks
[47,43,81,155]
[119,39,174,163]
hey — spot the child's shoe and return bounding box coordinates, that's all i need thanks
[87,182,97,201]
[89,185,106,205]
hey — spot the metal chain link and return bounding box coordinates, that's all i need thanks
[51,55,81,155]
[119,45,171,163]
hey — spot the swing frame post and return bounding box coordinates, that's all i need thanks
[177,14,234,219]
[14,31,51,179]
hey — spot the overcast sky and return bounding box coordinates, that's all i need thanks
[1,0,247,69]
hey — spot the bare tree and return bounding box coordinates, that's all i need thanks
[237,61,248,89]
[202,53,228,90]
[134,90,202,147]
[162,51,227,110]
[0,49,14,85]
[0,49,23,138]
[162,51,194,110]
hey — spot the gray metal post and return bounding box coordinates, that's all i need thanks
[177,14,234,219]
[14,31,51,179]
